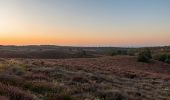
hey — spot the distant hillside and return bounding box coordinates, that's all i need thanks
[0,45,169,59]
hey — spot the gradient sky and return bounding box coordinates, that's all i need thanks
[0,0,170,46]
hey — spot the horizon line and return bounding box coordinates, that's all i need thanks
[0,44,169,48]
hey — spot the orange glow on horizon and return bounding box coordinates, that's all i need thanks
[0,33,169,46]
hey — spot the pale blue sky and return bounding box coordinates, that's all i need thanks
[0,0,170,46]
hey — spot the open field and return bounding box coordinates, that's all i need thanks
[0,46,170,100]
[0,57,170,100]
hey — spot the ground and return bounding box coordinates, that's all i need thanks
[0,56,170,100]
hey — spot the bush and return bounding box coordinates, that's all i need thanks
[111,50,128,56]
[166,54,170,64]
[111,51,117,56]
[165,58,170,64]
[138,54,150,63]
[80,50,87,57]
[155,53,167,61]
[154,53,170,64]
[127,50,136,56]
[137,49,152,63]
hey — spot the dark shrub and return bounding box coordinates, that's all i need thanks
[165,58,170,64]
[111,51,117,56]
[127,50,136,56]
[155,53,167,62]
[154,53,170,64]
[80,50,87,57]
[165,54,170,64]
[137,49,152,63]
[125,73,137,79]
[117,50,123,55]
[111,50,128,56]
[117,50,127,55]
[82,50,87,56]
[138,53,150,63]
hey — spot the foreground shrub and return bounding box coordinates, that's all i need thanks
[137,49,152,63]
[154,53,167,61]
[154,53,170,64]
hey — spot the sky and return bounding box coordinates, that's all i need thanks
[0,0,170,47]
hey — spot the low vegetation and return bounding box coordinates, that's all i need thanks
[0,56,169,100]
[111,50,127,56]
[154,53,170,64]
[137,49,152,63]
[0,46,169,100]
[111,49,136,56]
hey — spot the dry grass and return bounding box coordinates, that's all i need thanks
[0,56,170,100]
[0,82,37,100]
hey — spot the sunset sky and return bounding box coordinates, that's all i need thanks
[0,0,170,47]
